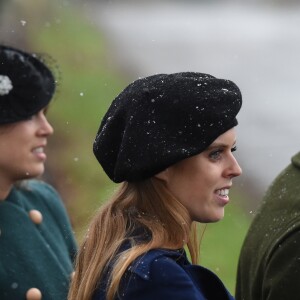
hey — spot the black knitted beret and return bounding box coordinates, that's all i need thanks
[0,45,55,124]
[93,72,242,183]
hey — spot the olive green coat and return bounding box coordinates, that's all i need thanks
[0,180,77,300]
[236,151,300,300]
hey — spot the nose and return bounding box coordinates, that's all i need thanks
[224,154,242,179]
[37,114,54,136]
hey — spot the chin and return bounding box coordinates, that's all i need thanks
[198,213,225,223]
[213,212,225,222]
[23,166,45,179]
[204,218,223,223]
[211,216,224,223]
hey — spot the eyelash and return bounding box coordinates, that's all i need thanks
[209,149,222,160]
[209,146,237,161]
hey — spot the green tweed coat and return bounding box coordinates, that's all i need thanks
[236,151,300,300]
[0,180,77,300]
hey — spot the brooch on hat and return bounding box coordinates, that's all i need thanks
[0,75,13,96]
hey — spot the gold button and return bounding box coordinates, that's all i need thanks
[28,210,43,224]
[71,271,75,279]
[26,287,42,300]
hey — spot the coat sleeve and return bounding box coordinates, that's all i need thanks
[120,255,206,300]
[262,229,300,300]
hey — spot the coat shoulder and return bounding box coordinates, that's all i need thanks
[21,180,70,220]
[130,248,187,280]
[292,151,300,168]
[118,248,233,300]
[25,180,62,204]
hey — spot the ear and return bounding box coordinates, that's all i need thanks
[154,168,170,183]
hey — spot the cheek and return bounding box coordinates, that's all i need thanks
[188,177,213,202]
[168,173,204,204]
[184,172,220,205]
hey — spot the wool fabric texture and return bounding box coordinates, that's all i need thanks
[0,45,55,124]
[93,72,242,183]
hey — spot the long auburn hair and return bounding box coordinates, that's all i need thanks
[68,177,200,300]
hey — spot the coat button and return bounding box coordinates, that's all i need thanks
[26,288,42,300]
[71,271,75,279]
[28,210,43,224]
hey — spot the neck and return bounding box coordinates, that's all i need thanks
[0,179,13,201]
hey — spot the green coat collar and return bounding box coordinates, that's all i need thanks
[292,151,300,168]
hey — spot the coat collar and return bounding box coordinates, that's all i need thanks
[291,151,300,169]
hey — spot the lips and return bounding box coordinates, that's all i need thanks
[214,187,231,206]
[32,145,47,160]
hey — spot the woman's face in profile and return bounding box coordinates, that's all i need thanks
[0,109,53,183]
[156,128,242,223]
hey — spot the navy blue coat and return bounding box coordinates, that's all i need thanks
[93,248,234,300]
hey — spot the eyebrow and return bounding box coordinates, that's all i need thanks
[206,140,237,150]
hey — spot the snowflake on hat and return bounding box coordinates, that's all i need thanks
[0,75,13,96]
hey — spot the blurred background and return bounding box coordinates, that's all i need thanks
[1,0,300,294]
